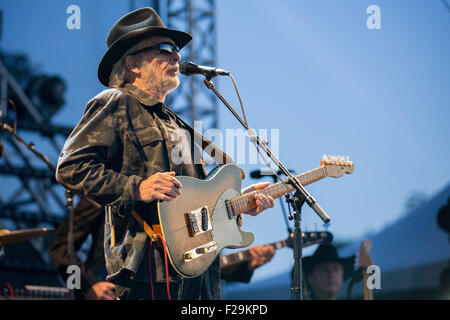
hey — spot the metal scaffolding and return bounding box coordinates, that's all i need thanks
[0,58,71,283]
[0,60,69,228]
[163,0,218,129]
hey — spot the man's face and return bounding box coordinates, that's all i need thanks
[126,36,181,96]
[307,262,344,298]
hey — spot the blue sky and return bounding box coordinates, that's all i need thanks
[0,1,449,282]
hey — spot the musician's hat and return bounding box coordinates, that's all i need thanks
[98,7,192,87]
[303,244,355,281]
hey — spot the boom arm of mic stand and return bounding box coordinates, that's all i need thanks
[203,78,331,224]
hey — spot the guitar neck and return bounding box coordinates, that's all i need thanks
[220,240,287,269]
[362,267,374,300]
[230,166,326,215]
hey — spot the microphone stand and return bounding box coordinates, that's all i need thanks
[202,77,331,300]
[287,191,306,300]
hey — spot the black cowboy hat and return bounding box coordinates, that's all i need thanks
[303,244,356,281]
[98,7,192,87]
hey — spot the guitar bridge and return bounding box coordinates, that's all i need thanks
[183,241,218,262]
[188,206,212,236]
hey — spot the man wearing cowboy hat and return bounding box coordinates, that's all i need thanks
[56,7,274,300]
[299,244,355,300]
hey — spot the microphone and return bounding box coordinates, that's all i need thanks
[250,168,296,179]
[179,61,230,78]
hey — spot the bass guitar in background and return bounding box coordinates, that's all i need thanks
[220,231,334,269]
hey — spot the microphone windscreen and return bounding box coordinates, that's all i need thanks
[250,170,262,179]
[179,61,197,75]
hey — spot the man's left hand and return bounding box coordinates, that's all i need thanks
[242,182,275,216]
[248,244,276,271]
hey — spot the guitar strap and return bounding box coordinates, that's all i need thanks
[131,209,160,242]
[162,104,245,180]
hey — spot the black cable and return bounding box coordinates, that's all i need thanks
[228,74,248,126]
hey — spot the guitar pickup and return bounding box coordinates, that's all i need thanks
[225,200,233,220]
[201,207,208,231]
[183,241,218,262]
[188,206,212,236]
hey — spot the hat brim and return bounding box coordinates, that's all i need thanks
[98,26,192,87]
[303,255,356,281]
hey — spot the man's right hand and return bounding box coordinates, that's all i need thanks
[136,171,183,202]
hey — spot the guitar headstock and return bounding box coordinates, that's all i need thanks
[286,231,334,249]
[321,155,354,178]
[357,239,373,268]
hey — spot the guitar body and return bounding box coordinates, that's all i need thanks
[157,164,254,278]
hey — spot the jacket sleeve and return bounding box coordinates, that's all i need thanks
[49,198,105,299]
[220,260,255,283]
[55,94,143,217]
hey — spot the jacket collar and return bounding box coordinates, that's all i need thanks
[121,83,162,107]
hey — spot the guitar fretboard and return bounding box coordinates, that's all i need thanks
[230,166,326,215]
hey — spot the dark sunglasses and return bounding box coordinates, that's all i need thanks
[127,42,180,56]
